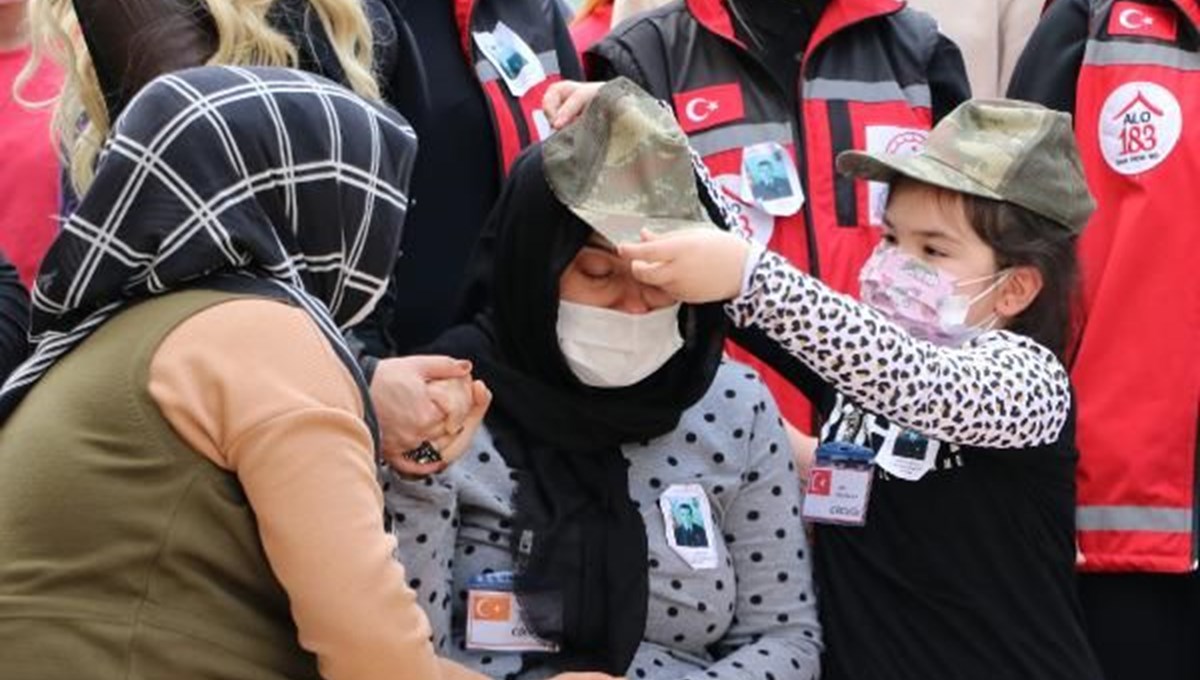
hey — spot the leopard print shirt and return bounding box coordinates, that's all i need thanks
[727,250,1072,449]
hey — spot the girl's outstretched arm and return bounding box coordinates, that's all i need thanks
[622,230,1071,449]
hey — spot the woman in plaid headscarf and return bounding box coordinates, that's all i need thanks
[0,65,493,680]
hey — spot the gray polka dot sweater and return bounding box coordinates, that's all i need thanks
[383,362,822,679]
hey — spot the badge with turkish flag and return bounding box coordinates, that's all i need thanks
[466,573,559,652]
[673,83,745,134]
[1108,2,1179,41]
[802,440,875,526]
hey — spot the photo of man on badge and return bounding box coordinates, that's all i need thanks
[671,499,709,547]
[750,156,790,202]
[498,41,528,79]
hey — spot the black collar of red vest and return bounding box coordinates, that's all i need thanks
[688,0,906,59]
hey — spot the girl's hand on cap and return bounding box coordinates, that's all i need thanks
[619,228,750,304]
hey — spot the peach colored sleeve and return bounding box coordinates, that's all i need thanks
[148,298,486,680]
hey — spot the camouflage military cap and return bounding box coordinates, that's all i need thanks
[543,77,715,245]
[837,99,1096,234]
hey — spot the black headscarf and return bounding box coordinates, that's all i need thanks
[0,66,416,423]
[432,148,727,674]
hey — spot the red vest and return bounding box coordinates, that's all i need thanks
[1073,0,1200,573]
[593,0,942,429]
[453,0,578,174]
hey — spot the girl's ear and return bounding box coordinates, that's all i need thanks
[996,265,1043,319]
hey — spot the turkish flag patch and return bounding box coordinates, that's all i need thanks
[1108,2,1178,41]
[808,469,833,497]
[673,83,745,134]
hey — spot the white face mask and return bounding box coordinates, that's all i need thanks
[556,301,685,388]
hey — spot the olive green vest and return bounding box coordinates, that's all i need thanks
[0,290,323,680]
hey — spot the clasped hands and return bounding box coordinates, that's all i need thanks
[370,355,492,477]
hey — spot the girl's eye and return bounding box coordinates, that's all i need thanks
[922,244,948,258]
[882,232,898,245]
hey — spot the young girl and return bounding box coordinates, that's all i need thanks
[621,100,1105,680]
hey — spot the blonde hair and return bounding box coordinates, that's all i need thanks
[20,0,378,193]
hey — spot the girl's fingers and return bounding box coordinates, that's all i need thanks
[629,259,674,287]
[618,237,678,264]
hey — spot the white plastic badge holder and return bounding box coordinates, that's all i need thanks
[472,22,546,97]
[802,441,876,526]
[659,484,720,570]
[741,141,804,217]
[873,428,939,481]
[465,571,558,652]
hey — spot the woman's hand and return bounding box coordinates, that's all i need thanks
[619,228,751,304]
[543,80,605,129]
[370,356,491,476]
[426,376,476,440]
[425,378,493,471]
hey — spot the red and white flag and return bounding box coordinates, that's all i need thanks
[808,469,833,497]
[1108,2,1178,41]
[673,83,745,134]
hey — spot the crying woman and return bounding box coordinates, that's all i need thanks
[381,80,823,680]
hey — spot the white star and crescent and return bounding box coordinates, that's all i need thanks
[685,97,720,124]
[1118,7,1154,30]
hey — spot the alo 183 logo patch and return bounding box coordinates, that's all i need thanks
[1099,81,1182,175]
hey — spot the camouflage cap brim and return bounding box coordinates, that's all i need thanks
[836,150,1005,203]
[544,78,715,245]
[569,206,715,246]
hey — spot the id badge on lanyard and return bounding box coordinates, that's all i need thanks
[740,141,804,217]
[802,440,876,527]
[472,22,546,97]
[465,571,559,652]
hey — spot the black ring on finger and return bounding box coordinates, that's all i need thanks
[403,441,443,465]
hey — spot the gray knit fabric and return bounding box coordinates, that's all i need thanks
[383,361,822,680]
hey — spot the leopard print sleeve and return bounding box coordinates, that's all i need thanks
[726,250,1072,449]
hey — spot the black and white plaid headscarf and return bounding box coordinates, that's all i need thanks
[0,65,417,421]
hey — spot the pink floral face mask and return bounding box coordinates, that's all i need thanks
[858,244,1010,346]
